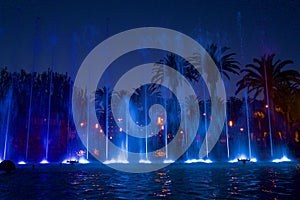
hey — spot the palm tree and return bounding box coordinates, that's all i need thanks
[274,82,300,139]
[236,54,300,116]
[205,44,240,80]
[151,53,198,94]
[189,44,240,82]
[236,54,299,99]
[94,86,112,120]
[189,43,240,130]
[189,44,240,158]
[130,84,161,125]
[111,89,131,119]
[236,54,300,153]
[185,95,201,149]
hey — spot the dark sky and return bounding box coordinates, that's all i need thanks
[0,0,299,96]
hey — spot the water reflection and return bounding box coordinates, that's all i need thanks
[0,162,299,199]
[153,170,172,198]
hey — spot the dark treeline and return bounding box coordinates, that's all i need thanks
[0,67,78,161]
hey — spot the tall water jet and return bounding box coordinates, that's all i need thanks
[197,54,209,159]
[105,89,109,160]
[144,86,148,160]
[244,91,252,159]
[114,91,129,162]
[25,68,33,161]
[45,22,58,161]
[220,84,229,160]
[225,101,230,159]
[264,60,273,157]
[3,88,12,160]
[26,17,40,161]
[161,71,168,160]
[216,40,230,159]
[67,32,77,159]
[183,98,188,160]
[105,19,110,161]
[81,24,100,161]
[86,75,90,160]
[203,87,209,158]
[164,98,168,160]
[238,11,253,160]
[45,66,53,161]
[125,96,129,161]
[224,106,230,159]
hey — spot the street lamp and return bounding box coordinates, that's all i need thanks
[228,120,233,127]
[80,122,85,127]
[157,117,164,125]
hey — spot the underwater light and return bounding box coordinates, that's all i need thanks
[62,157,78,164]
[163,159,175,164]
[17,161,26,165]
[185,159,199,163]
[103,159,129,164]
[139,159,152,164]
[272,156,291,163]
[103,160,112,164]
[238,155,247,160]
[228,158,238,163]
[61,159,68,164]
[78,158,89,164]
[202,159,213,163]
[185,159,213,163]
[229,156,257,163]
[40,159,49,164]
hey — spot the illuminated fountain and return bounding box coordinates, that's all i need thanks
[244,91,252,160]
[0,70,294,165]
[227,94,257,163]
[272,156,291,163]
[0,63,294,165]
[3,89,12,161]
[0,25,295,166]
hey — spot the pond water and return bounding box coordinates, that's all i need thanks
[1,162,300,199]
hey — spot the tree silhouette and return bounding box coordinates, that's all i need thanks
[205,44,240,80]
[236,54,300,143]
[151,53,198,94]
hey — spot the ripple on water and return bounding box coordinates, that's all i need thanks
[0,162,299,199]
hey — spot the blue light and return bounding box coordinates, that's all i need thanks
[18,161,26,165]
[40,159,49,164]
[272,156,291,163]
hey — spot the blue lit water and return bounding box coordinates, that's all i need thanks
[1,162,299,199]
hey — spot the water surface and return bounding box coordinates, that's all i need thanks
[1,162,299,199]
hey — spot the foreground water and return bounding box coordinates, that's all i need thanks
[1,162,300,199]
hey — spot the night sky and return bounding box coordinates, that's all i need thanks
[0,0,299,96]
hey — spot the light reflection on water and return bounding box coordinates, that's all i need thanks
[0,162,300,199]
